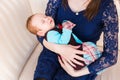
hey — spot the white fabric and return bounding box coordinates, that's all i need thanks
[0,0,38,80]
[28,0,48,14]
[100,54,120,80]
[19,43,43,80]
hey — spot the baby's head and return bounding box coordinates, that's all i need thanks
[26,13,55,36]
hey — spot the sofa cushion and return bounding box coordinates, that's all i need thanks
[19,43,43,80]
[0,0,38,80]
[28,0,48,14]
[100,52,120,80]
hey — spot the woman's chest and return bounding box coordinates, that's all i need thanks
[55,6,103,41]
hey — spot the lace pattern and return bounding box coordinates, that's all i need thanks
[45,0,61,18]
[88,1,119,73]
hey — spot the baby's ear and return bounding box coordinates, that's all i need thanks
[37,31,44,36]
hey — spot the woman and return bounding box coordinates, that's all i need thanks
[34,0,119,80]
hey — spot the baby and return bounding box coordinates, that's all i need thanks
[26,13,101,70]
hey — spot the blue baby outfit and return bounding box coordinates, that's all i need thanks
[47,28,82,44]
[46,27,101,65]
[34,0,119,80]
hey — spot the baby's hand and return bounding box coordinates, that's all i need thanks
[62,20,76,30]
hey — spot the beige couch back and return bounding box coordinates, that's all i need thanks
[0,0,119,80]
[0,0,38,80]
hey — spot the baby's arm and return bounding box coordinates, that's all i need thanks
[62,20,76,30]
[47,29,72,44]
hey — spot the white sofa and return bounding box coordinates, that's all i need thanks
[0,0,119,80]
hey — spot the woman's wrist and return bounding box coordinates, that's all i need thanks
[73,67,90,77]
[79,67,90,76]
[43,39,63,55]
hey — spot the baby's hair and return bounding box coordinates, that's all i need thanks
[26,14,40,35]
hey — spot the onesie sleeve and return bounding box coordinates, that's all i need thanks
[88,0,119,74]
[47,28,72,44]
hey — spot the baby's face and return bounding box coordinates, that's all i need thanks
[32,13,55,36]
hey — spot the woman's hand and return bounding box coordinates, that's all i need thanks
[43,39,87,67]
[58,44,87,67]
[58,56,90,77]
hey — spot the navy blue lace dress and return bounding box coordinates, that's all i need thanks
[34,0,119,80]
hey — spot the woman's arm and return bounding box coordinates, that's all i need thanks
[88,0,119,74]
[58,0,119,77]
[43,39,87,66]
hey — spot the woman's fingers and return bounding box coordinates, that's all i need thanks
[74,54,86,66]
[58,56,66,68]
[59,56,76,67]
[58,56,73,71]
[58,56,68,70]
[74,55,86,62]
[75,50,87,55]
[67,60,76,67]
[72,58,84,66]
[58,45,88,68]
[72,51,87,66]
[68,45,81,49]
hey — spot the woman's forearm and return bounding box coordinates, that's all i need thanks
[43,39,64,55]
[72,67,90,77]
[43,39,87,67]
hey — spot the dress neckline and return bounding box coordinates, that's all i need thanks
[67,5,85,16]
[67,0,89,16]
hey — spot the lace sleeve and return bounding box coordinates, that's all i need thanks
[88,1,119,74]
[45,0,61,18]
